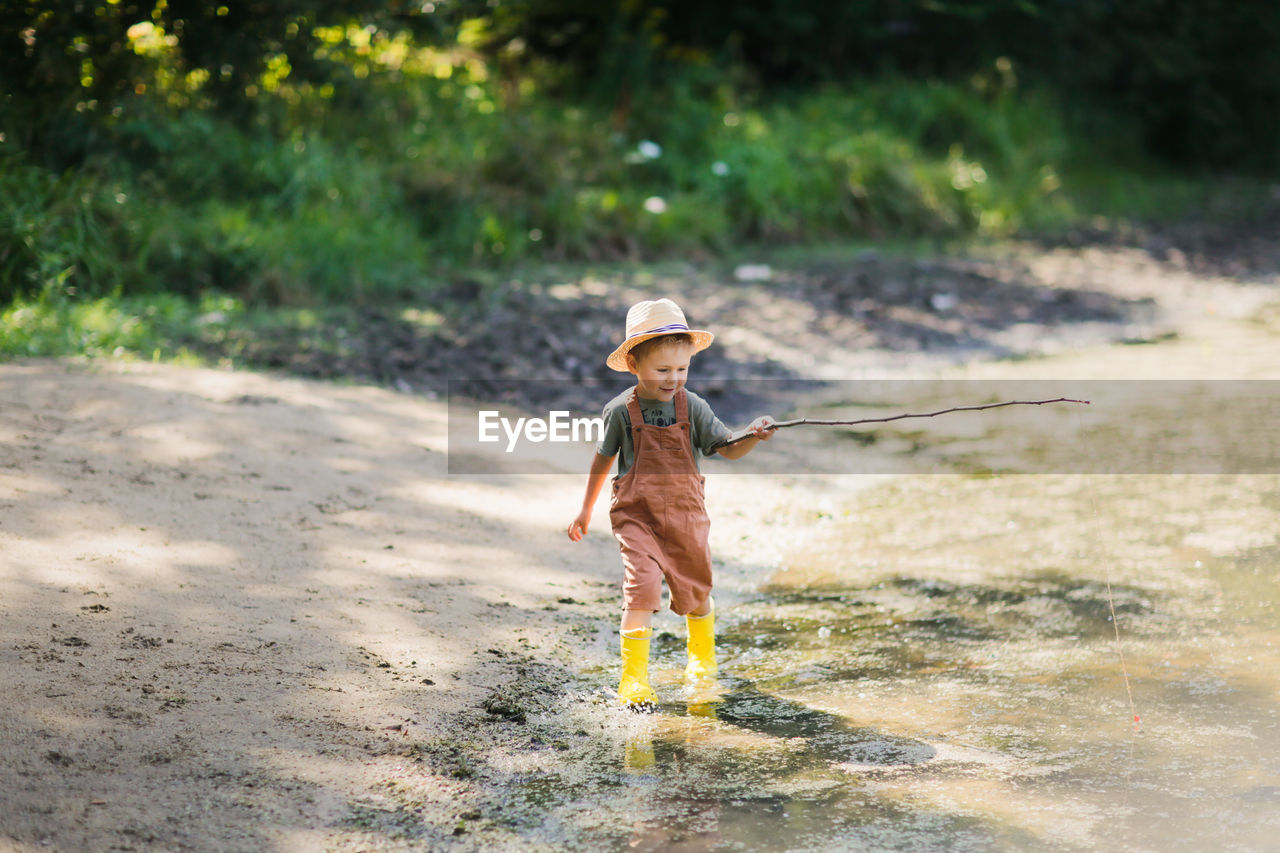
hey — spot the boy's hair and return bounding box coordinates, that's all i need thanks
[627,333,694,366]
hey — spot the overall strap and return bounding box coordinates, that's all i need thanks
[674,387,689,424]
[624,388,644,435]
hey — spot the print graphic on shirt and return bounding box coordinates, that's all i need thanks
[639,406,677,428]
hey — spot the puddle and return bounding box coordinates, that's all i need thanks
[724,474,1280,851]
[508,472,1279,852]
[514,679,1039,853]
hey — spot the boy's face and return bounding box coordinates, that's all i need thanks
[627,339,695,402]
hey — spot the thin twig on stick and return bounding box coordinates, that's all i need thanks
[716,397,1090,448]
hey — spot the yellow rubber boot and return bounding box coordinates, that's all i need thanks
[618,628,658,710]
[684,600,717,684]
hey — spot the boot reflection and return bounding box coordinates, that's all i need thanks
[686,682,722,720]
[624,728,656,772]
[623,713,727,851]
[684,672,724,718]
[685,699,718,719]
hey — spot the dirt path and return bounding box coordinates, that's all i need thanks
[0,362,613,849]
[1,236,1277,851]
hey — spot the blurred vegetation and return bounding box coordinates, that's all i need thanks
[2,0,1277,359]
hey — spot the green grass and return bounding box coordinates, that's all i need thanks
[0,288,218,362]
[0,285,358,369]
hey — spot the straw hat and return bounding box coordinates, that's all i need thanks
[606,298,714,372]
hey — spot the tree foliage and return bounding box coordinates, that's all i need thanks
[477,0,1280,168]
[2,0,1277,168]
[0,0,469,164]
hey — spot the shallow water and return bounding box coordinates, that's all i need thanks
[523,473,1280,852]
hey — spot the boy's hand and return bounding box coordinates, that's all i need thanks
[567,510,591,542]
[715,415,778,459]
[749,415,777,439]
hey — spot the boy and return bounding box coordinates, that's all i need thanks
[567,298,775,709]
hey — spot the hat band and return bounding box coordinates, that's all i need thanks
[627,323,690,340]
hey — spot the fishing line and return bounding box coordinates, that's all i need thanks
[1073,404,1143,736]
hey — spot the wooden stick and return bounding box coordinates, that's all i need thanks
[715,397,1090,448]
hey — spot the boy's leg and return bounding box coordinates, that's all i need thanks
[621,609,654,632]
[618,617,657,710]
[684,596,717,684]
[618,555,661,709]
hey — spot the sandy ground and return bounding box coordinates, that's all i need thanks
[1,361,639,851]
[1,237,1278,851]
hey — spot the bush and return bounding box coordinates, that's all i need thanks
[0,157,141,302]
[0,68,1252,314]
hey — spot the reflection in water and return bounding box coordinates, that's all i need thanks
[522,475,1280,851]
[612,683,1001,853]
[711,687,936,768]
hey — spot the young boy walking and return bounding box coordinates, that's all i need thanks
[567,298,775,709]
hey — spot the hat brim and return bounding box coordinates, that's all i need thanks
[606,329,715,372]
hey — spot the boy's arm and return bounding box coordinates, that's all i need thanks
[567,452,616,541]
[715,416,777,460]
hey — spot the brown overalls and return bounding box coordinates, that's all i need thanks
[609,387,712,615]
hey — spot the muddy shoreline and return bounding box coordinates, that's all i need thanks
[182,225,1258,418]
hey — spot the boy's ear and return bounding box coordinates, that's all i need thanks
[624,352,639,374]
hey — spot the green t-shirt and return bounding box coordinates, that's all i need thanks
[597,387,733,478]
